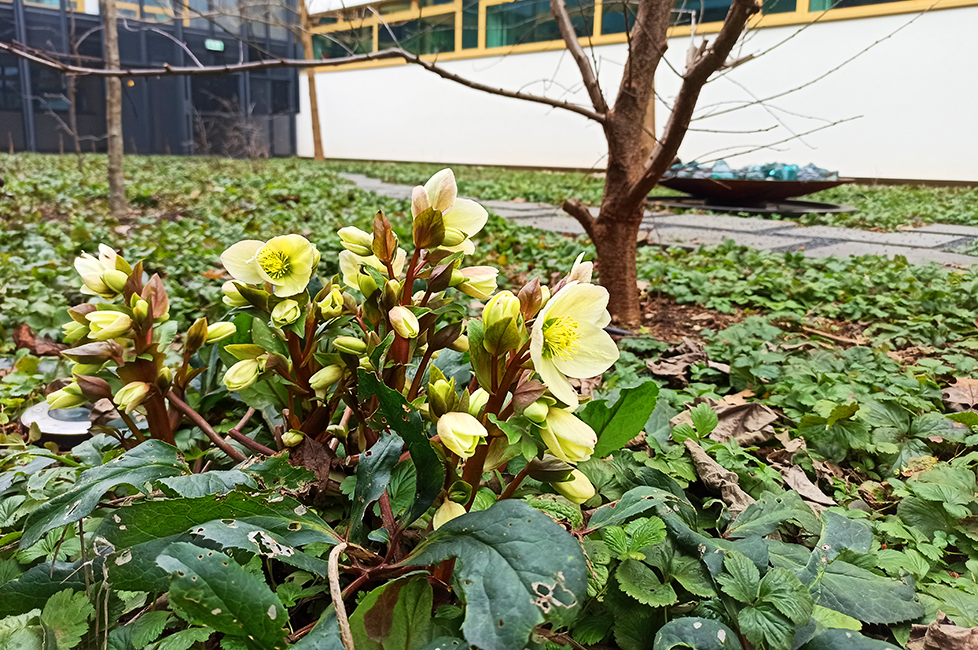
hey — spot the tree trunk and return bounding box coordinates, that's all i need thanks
[592,198,644,328]
[298,0,324,161]
[69,8,82,174]
[100,0,125,218]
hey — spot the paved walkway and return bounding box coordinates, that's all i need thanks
[340,173,978,267]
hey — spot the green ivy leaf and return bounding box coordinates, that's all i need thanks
[348,576,433,650]
[20,440,187,548]
[717,552,759,604]
[158,470,256,498]
[405,500,586,650]
[40,588,94,649]
[652,617,742,650]
[349,431,403,544]
[157,542,286,650]
[615,559,677,607]
[578,382,659,458]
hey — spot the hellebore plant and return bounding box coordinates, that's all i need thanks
[44,168,622,649]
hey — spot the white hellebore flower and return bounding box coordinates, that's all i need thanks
[412,169,488,253]
[338,249,407,291]
[529,281,619,409]
[436,412,488,459]
[221,235,320,297]
[568,253,593,284]
[539,405,597,463]
[433,501,467,530]
[74,244,130,299]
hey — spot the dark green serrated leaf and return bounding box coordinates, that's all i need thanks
[348,576,433,650]
[158,470,256,498]
[758,567,813,626]
[800,628,900,650]
[579,382,659,458]
[153,627,213,650]
[40,589,94,650]
[157,542,286,650]
[587,486,677,529]
[739,603,794,650]
[0,553,106,617]
[726,491,818,540]
[406,500,586,650]
[21,441,187,548]
[290,608,344,650]
[129,611,171,648]
[689,403,719,437]
[616,559,677,607]
[415,638,468,650]
[652,617,742,650]
[717,552,759,604]
[572,616,612,645]
[349,432,403,544]
[358,370,444,527]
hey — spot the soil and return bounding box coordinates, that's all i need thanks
[639,293,746,343]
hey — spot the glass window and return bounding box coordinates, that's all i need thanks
[809,0,897,9]
[419,0,455,6]
[486,0,592,48]
[672,0,733,25]
[462,0,479,48]
[762,0,796,12]
[600,0,636,34]
[378,13,455,53]
[313,27,373,58]
[0,63,21,111]
[380,0,413,13]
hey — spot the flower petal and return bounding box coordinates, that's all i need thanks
[411,186,430,218]
[444,198,488,237]
[552,321,619,379]
[338,250,363,289]
[424,169,457,213]
[546,407,597,447]
[544,282,610,327]
[221,240,265,285]
[537,355,579,409]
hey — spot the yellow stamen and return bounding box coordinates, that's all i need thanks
[256,248,292,280]
[542,317,580,360]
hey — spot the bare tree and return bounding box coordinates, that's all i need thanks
[99,0,126,218]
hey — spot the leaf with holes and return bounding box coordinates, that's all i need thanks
[157,542,287,650]
[405,500,587,650]
[20,440,187,548]
[653,618,742,650]
[158,470,256,498]
[349,431,403,544]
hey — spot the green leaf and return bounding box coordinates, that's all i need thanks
[153,627,213,650]
[587,486,677,529]
[689,403,719,437]
[626,517,667,553]
[800,628,900,650]
[129,611,171,648]
[20,441,187,548]
[358,370,444,527]
[157,542,286,650]
[243,454,317,490]
[188,517,332,575]
[158,470,256,498]
[716,552,759,604]
[414,639,468,650]
[0,555,105,617]
[739,603,795,650]
[919,584,978,627]
[251,317,288,356]
[405,500,587,650]
[40,589,94,650]
[652,618,742,650]
[818,511,872,563]
[726,491,818,540]
[578,382,659,458]
[602,527,629,558]
[811,605,860,631]
[757,567,814,626]
[97,491,339,592]
[572,616,612,645]
[349,431,403,544]
[348,576,433,650]
[290,608,344,650]
[616,559,677,607]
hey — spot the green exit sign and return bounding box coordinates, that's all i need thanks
[205,39,225,52]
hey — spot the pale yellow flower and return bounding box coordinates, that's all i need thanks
[224,359,262,391]
[389,306,420,339]
[553,469,596,504]
[271,299,301,327]
[47,383,87,410]
[433,501,467,529]
[221,235,320,297]
[539,405,597,463]
[205,322,237,343]
[74,244,131,299]
[114,381,152,414]
[85,311,133,341]
[412,169,488,250]
[529,281,618,408]
[338,249,406,291]
[455,266,498,300]
[437,411,488,459]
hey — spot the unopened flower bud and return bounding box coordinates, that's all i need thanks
[523,399,550,424]
[456,267,498,300]
[482,291,523,356]
[442,228,467,247]
[389,306,420,339]
[433,501,467,530]
[72,362,104,376]
[552,469,595,505]
[282,429,305,447]
[467,387,489,418]
[223,281,249,307]
[449,335,469,353]
[47,383,87,410]
[357,273,379,298]
[206,322,237,344]
[334,336,367,355]
[101,269,129,293]
[540,285,551,308]
[132,299,150,323]
[338,227,374,257]
[428,378,457,417]
[86,311,133,341]
[62,321,89,343]
[271,299,301,327]
[158,367,173,386]
[318,288,345,320]
[114,381,152,414]
[437,412,488,459]
[224,358,262,391]
[185,317,209,352]
[310,364,344,391]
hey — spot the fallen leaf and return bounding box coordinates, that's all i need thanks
[908,612,978,650]
[684,438,754,518]
[202,269,226,280]
[944,377,978,408]
[781,465,835,507]
[646,338,729,387]
[670,397,778,446]
[13,324,66,357]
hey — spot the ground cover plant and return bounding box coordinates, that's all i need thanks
[0,154,976,650]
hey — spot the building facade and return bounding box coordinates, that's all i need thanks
[1,0,299,156]
[299,0,978,181]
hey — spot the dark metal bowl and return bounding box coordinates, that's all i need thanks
[659,177,853,205]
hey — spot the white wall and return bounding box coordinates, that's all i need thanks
[298,7,978,181]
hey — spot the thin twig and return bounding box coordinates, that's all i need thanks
[328,542,356,650]
[165,391,246,462]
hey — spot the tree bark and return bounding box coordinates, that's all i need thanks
[100,0,125,218]
[299,0,324,161]
[69,8,83,174]
[592,202,643,327]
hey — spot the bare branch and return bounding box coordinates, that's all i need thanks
[550,0,608,115]
[0,41,607,123]
[561,198,596,239]
[626,0,760,205]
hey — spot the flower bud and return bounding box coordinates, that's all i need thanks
[72,362,104,376]
[357,273,379,298]
[433,500,466,530]
[205,322,237,344]
[132,299,150,323]
[85,311,133,341]
[75,375,113,400]
[224,358,262,391]
[47,383,88,410]
[114,381,152,414]
[318,288,345,320]
[539,285,551,308]
[271,299,301,327]
[437,412,488,459]
[158,367,174,387]
[523,399,550,424]
[552,469,596,505]
[482,291,523,356]
[449,335,469,353]
[310,364,344,391]
[282,429,305,447]
[467,387,489,418]
[334,336,367,355]
[223,281,250,307]
[185,317,209,352]
[428,378,457,417]
[442,228,467,247]
[382,280,401,310]
[102,269,130,294]
[526,454,575,483]
[62,320,89,343]
[456,267,498,300]
[389,306,420,339]
[338,227,374,257]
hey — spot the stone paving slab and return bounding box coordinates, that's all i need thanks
[645,227,808,251]
[911,223,978,237]
[493,208,562,220]
[516,215,587,234]
[643,213,797,233]
[787,225,961,248]
[480,199,555,213]
[803,242,978,266]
